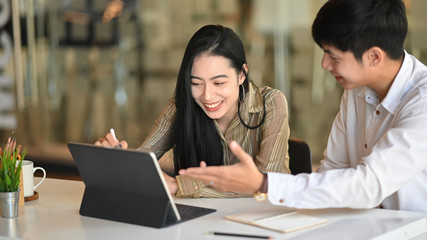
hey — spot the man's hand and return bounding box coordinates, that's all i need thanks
[179,141,263,194]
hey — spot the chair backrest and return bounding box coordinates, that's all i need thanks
[288,138,312,175]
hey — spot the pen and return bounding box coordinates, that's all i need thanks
[109,128,122,149]
[110,128,118,140]
[206,231,274,239]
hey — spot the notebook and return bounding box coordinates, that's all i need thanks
[225,208,327,233]
[68,142,216,228]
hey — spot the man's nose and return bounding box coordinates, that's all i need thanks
[321,54,332,71]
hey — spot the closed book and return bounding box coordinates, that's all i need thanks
[225,209,327,233]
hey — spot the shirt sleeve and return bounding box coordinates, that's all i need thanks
[138,98,175,159]
[267,89,427,209]
[175,175,251,198]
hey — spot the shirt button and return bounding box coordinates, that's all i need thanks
[279,199,284,203]
[364,143,367,148]
[376,110,380,115]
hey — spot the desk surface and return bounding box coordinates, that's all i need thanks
[0,178,426,240]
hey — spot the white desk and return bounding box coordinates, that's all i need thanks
[0,178,426,240]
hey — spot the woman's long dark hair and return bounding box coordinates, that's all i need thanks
[171,24,250,175]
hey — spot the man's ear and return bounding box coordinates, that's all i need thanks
[366,47,383,67]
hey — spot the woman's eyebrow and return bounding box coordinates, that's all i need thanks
[210,74,228,80]
[190,75,202,80]
[190,74,229,80]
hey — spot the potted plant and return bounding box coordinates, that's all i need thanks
[0,138,26,218]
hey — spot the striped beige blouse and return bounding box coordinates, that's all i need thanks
[138,81,290,198]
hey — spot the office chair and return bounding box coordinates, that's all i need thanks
[288,138,312,175]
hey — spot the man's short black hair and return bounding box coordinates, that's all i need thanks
[312,0,407,61]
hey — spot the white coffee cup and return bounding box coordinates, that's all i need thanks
[21,160,46,197]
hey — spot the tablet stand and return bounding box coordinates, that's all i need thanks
[79,186,177,228]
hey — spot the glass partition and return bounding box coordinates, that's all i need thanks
[0,0,424,173]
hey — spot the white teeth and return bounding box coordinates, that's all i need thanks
[205,101,222,108]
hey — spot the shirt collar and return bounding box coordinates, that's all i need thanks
[359,51,413,114]
[380,51,413,114]
[240,81,264,114]
[358,87,380,107]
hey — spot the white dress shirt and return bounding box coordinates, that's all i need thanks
[268,52,427,212]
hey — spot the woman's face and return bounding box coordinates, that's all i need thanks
[191,53,246,126]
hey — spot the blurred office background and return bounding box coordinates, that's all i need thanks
[0,0,425,179]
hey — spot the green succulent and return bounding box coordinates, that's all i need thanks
[0,148,26,192]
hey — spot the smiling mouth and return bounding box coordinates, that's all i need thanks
[330,71,340,79]
[204,101,223,110]
[333,74,343,82]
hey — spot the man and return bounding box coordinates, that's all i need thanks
[179,0,427,213]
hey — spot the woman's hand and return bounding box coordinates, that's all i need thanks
[94,132,129,149]
[162,172,178,195]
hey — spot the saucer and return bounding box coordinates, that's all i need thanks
[25,191,39,202]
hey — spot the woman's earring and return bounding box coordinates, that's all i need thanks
[240,84,245,103]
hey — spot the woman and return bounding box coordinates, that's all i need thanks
[95,24,290,198]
